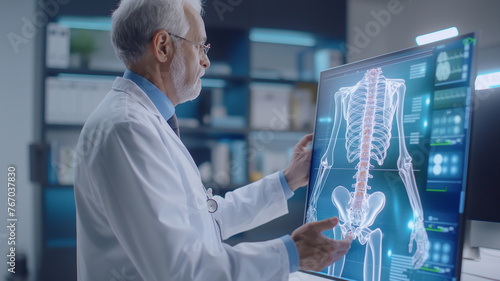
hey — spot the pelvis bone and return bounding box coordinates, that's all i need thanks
[332,186,386,245]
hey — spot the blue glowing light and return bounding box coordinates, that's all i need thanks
[416,27,459,46]
[408,220,414,230]
[58,16,112,31]
[201,78,227,88]
[476,71,500,90]
[250,28,316,47]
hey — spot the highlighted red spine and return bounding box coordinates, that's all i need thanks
[352,69,380,211]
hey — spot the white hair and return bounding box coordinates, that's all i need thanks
[111,0,203,66]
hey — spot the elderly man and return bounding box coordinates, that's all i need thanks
[74,0,352,280]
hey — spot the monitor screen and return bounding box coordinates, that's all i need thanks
[305,33,477,281]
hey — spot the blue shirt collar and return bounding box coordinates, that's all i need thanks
[123,70,175,122]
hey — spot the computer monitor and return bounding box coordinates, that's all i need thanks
[304,33,477,281]
[465,87,500,251]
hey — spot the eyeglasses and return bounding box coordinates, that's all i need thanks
[168,33,210,55]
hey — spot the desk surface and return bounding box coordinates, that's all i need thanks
[461,248,500,281]
[290,249,500,281]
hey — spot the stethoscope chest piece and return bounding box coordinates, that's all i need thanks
[207,198,218,213]
[206,187,218,213]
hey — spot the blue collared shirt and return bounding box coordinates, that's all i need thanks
[123,70,175,123]
[278,171,299,272]
[123,70,299,273]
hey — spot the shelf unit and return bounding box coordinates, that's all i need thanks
[34,1,346,280]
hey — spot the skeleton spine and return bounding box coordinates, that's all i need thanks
[352,69,380,211]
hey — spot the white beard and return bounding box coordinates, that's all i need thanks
[171,40,202,104]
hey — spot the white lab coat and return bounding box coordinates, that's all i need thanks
[74,77,292,281]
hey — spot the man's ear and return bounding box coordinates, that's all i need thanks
[151,30,172,63]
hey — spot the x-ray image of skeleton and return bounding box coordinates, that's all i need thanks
[306,68,430,281]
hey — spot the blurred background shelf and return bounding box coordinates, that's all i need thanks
[46,67,123,77]
[44,124,84,131]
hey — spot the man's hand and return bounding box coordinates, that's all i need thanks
[292,217,353,272]
[284,134,313,191]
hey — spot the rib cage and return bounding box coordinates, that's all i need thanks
[345,68,397,166]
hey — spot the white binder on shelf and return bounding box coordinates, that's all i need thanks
[249,83,292,131]
[46,23,70,69]
[45,76,113,125]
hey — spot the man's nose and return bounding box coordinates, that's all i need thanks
[201,53,210,69]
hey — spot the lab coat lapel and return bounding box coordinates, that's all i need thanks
[159,118,201,178]
[112,77,201,178]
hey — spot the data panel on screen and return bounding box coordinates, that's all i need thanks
[306,34,476,281]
